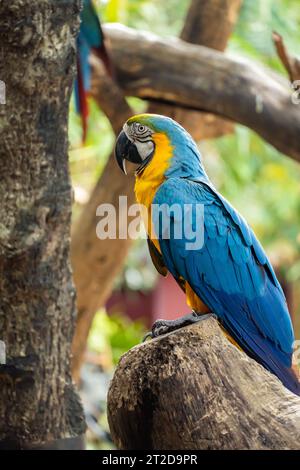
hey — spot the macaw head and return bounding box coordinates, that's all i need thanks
[115,114,208,180]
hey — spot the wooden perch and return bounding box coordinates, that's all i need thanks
[107,318,300,450]
[104,24,300,162]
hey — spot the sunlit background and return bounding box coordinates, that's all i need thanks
[69,0,300,449]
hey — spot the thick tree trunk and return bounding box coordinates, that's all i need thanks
[0,0,86,448]
[105,24,300,162]
[108,318,300,450]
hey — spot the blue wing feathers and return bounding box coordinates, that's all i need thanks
[154,177,299,395]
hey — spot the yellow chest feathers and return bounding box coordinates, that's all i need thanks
[134,132,173,210]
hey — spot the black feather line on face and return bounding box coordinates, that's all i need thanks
[126,122,153,143]
[135,146,155,176]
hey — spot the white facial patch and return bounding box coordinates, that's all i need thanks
[135,139,155,161]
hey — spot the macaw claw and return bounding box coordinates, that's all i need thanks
[142,312,216,342]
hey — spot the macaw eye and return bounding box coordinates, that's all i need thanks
[138,125,145,132]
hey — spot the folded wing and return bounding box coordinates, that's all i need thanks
[153,177,299,395]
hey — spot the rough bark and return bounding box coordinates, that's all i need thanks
[0,0,86,448]
[108,318,300,450]
[105,24,300,162]
[71,61,135,382]
[150,0,241,140]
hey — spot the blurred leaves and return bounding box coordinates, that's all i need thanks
[99,0,188,36]
[115,238,157,291]
[231,0,300,71]
[88,309,146,366]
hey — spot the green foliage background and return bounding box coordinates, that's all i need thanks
[71,0,300,449]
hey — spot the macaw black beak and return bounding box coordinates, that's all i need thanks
[115,130,143,175]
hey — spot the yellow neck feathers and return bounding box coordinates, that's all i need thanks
[134,132,173,209]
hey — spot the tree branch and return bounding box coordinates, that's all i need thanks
[181,0,242,49]
[149,0,242,140]
[273,32,300,83]
[108,318,300,450]
[104,24,300,162]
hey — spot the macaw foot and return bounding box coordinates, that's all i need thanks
[143,312,216,342]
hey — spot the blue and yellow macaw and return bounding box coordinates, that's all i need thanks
[115,113,300,396]
[75,0,112,140]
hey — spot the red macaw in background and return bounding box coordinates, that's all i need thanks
[75,0,112,141]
